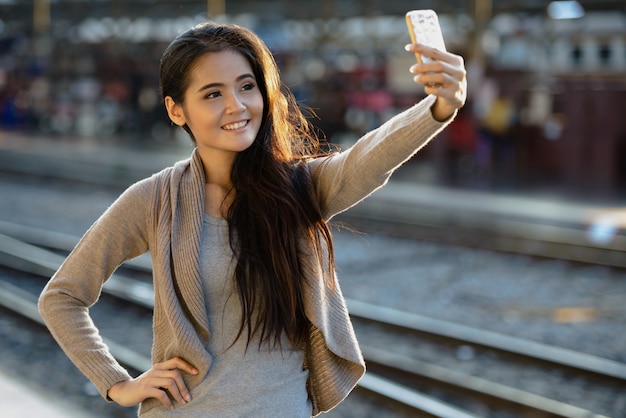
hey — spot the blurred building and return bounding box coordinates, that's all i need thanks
[1,1,625,197]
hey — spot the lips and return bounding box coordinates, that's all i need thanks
[222,120,249,131]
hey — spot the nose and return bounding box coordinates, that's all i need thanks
[226,93,246,114]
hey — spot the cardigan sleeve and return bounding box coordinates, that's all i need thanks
[38,175,156,400]
[308,95,453,220]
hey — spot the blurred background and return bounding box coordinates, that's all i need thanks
[2,2,626,417]
[1,0,625,200]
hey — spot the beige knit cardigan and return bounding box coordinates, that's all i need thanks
[39,95,451,416]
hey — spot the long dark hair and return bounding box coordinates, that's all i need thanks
[159,21,335,349]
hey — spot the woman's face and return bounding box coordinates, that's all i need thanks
[166,49,264,161]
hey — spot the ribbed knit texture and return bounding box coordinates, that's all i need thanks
[38,95,452,416]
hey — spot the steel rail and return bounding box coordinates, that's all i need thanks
[0,279,152,372]
[348,299,626,382]
[0,220,152,273]
[0,233,154,308]
[362,346,611,418]
[2,230,625,383]
[357,373,479,418]
[338,183,626,269]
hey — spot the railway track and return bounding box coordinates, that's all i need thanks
[0,224,623,417]
[1,152,625,269]
[338,183,626,269]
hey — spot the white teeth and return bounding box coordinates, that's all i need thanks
[223,121,247,130]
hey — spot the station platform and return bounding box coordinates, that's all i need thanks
[0,368,97,418]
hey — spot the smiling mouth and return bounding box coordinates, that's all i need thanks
[222,120,249,131]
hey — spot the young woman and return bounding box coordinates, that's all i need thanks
[39,21,466,417]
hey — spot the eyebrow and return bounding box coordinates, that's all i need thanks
[196,73,256,93]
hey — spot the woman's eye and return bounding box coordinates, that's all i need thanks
[205,91,220,99]
[242,83,255,91]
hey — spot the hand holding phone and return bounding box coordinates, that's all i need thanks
[405,9,467,118]
[405,9,446,64]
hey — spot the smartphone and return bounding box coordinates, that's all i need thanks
[405,9,446,64]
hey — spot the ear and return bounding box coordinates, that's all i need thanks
[164,96,186,126]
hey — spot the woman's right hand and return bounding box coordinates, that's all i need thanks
[107,357,199,410]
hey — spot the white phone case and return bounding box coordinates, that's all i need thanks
[405,9,446,64]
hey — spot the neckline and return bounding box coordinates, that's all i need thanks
[203,212,228,226]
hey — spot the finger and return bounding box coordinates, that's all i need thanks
[151,375,189,405]
[148,386,175,411]
[420,73,466,106]
[411,63,466,104]
[413,71,447,88]
[414,71,460,92]
[157,357,199,375]
[423,83,449,97]
[138,365,194,404]
[411,60,465,83]
[410,61,443,77]
[409,43,463,66]
[151,367,194,400]
[148,358,197,405]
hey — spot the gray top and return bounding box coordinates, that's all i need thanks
[143,213,311,417]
